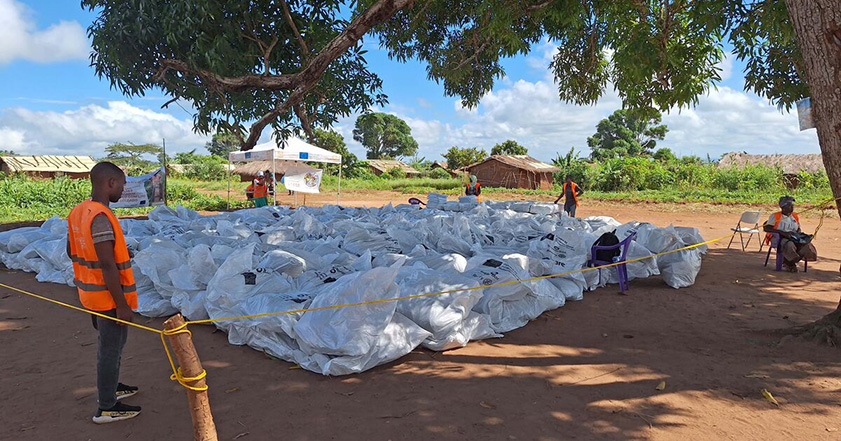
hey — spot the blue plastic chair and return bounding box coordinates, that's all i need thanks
[588,232,637,292]
[764,232,808,272]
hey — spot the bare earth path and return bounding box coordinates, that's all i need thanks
[1,199,839,441]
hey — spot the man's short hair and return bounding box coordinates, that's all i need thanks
[90,162,125,185]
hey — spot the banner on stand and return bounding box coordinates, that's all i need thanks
[112,167,166,208]
[283,167,322,194]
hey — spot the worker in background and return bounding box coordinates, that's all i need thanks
[263,169,276,201]
[465,174,481,202]
[554,176,584,217]
[246,171,269,207]
[763,195,817,272]
[66,161,141,424]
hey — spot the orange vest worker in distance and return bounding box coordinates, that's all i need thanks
[465,174,481,201]
[554,176,584,217]
[66,161,142,424]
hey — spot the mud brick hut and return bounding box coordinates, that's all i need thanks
[464,155,559,190]
[0,155,97,179]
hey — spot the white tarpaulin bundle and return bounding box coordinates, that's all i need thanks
[0,196,707,375]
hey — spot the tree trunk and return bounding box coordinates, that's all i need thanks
[783,0,841,346]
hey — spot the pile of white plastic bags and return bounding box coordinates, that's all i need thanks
[0,196,706,375]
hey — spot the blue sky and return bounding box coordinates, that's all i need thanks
[0,0,820,162]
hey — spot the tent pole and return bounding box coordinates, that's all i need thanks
[226,156,231,210]
[272,149,277,206]
[337,159,342,205]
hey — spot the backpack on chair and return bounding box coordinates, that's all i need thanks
[593,230,621,262]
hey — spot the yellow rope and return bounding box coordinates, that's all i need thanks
[2,200,837,389]
[0,232,736,390]
[185,234,731,326]
[0,282,162,334]
[161,324,209,392]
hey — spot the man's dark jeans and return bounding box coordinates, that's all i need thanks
[564,202,577,218]
[91,310,127,409]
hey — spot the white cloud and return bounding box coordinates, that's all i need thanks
[0,101,209,156]
[416,97,434,109]
[0,0,89,64]
[660,87,819,158]
[381,76,819,162]
[718,52,734,82]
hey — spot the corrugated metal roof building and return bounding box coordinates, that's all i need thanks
[464,155,560,190]
[0,155,97,179]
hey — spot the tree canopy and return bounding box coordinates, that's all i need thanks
[0,150,16,156]
[104,143,163,171]
[587,108,669,160]
[205,132,241,158]
[352,113,418,159]
[311,129,359,177]
[84,1,812,145]
[491,140,528,156]
[442,146,488,170]
[83,1,839,210]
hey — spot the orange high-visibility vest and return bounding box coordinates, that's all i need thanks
[67,201,137,311]
[562,182,580,207]
[466,183,481,196]
[247,181,268,198]
[765,211,800,245]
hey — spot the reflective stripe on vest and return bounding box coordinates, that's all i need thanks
[67,200,138,311]
[765,212,800,245]
[563,182,579,207]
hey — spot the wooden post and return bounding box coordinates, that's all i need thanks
[164,314,218,441]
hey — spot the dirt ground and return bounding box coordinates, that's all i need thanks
[1,197,840,441]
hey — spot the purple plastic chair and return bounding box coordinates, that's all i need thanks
[764,232,808,272]
[588,232,637,292]
[408,197,425,206]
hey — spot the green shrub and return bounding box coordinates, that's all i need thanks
[428,167,451,179]
[385,167,407,179]
[184,155,227,181]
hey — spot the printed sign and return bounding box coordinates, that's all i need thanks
[797,98,815,131]
[283,168,323,194]
[112,167,166,208]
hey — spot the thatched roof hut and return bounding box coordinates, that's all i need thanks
[0,155,96,178]
[718,152,825,175]
[232,160,317,182]
[464,155,559,190]
[431,161,458,177]
[366,159,421,177]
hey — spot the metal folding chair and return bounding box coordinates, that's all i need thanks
[727,211,764,252]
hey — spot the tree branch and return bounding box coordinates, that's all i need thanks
[240,0,415,150]
[161,96,179,109]
[154,59,296,92]
[293,103,314,139]
[280,0,310,58]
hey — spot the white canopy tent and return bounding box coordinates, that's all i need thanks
[227,137,343,207]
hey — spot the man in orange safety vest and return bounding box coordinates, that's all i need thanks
[66,162,141,424]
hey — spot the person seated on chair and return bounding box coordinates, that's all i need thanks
[763,195,817,272]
